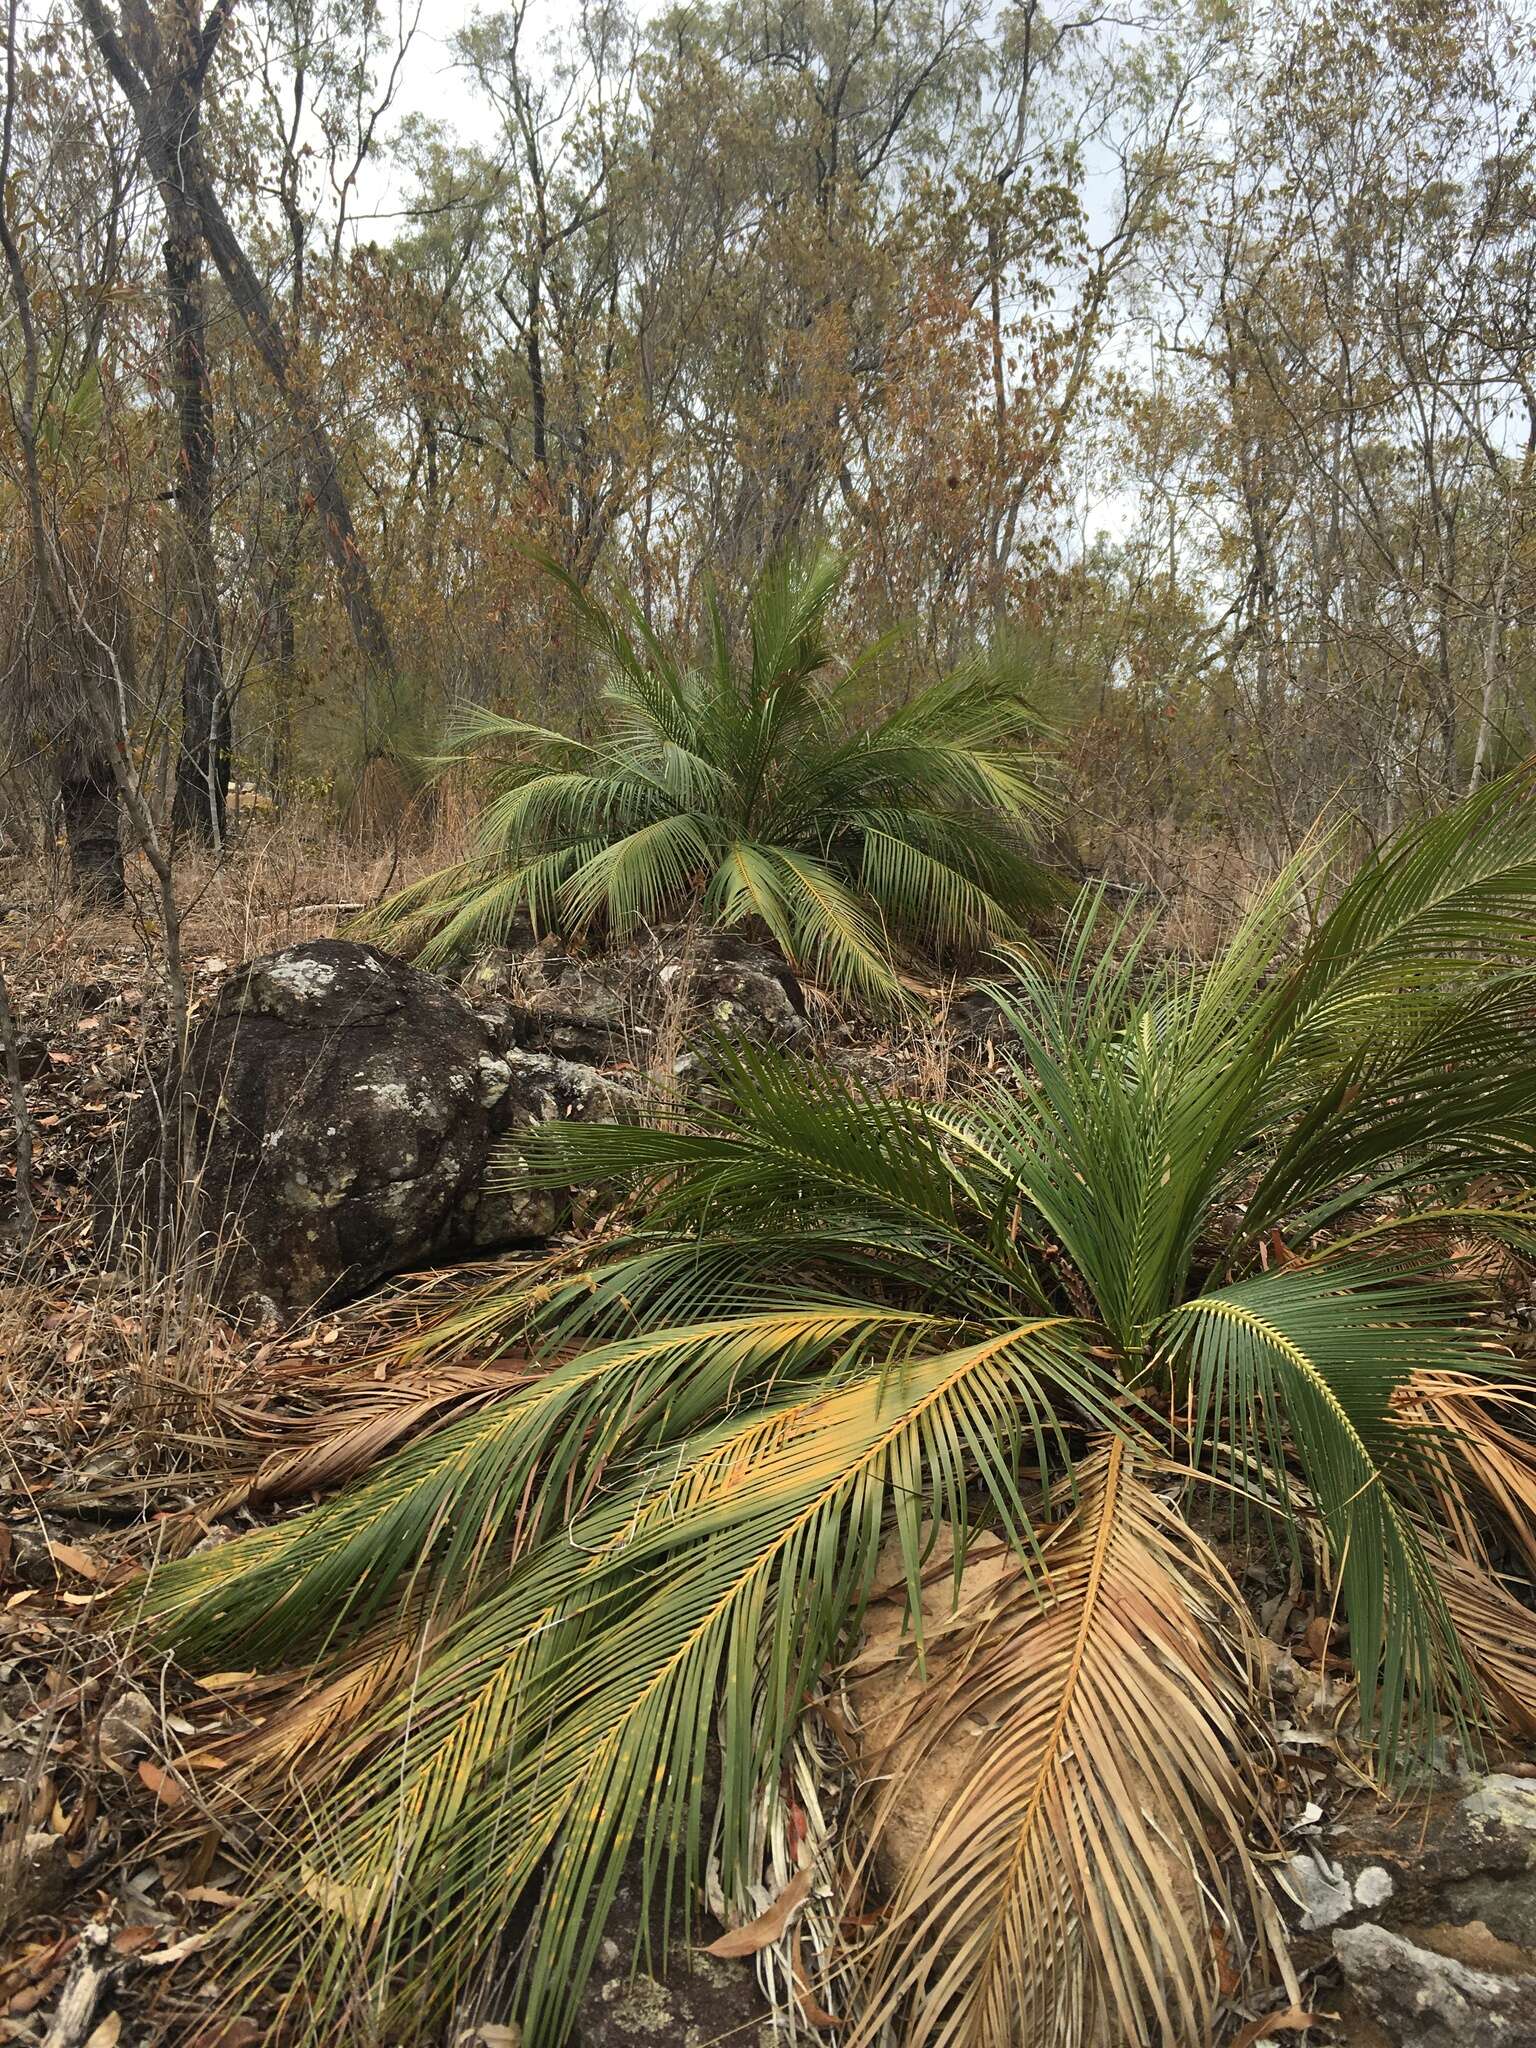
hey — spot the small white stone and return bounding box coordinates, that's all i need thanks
[1284,1849,1354,1931]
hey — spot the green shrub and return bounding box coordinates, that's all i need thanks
[361,551,1060,1003]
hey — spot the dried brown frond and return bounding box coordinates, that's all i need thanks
[250,1363,536,1501]
[1402,1372,1536,1580]
[1426,1541,1536,1739]
[234,1634,423,1781]
[850,1442,1271,2048]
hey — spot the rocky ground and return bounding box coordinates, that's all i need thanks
[3,844,1536,2048]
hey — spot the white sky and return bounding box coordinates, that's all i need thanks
[343,0,505,230]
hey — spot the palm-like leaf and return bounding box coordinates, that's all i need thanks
[1166,1265,1487,1754]
[1423,1541,1536,1738]
[852,1444,1268,2048]
[358,551,1059,1002]
[186,1321,1099,2044]
[132,1302,936,1666]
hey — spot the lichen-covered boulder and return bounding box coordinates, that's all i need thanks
[114,938,626,1318]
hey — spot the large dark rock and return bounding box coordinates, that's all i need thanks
[114,939,627,1318]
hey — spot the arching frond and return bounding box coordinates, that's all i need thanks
[1426,1541,1536,1737]
[704,838,799,958]
[128,1302,933,1667]
[769,845,905,1004]
[1281,763,1536,1041]
[858,825,1022,951]
[1167,1264,1484,1760]
[1402,1371,1536,1580]
[853,1444,1268,2048]
[216,1321,1097,2046]
[476,765,667,849]
[556,809,719,933]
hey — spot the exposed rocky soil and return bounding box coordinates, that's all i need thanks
[1287,1771,1536,2045]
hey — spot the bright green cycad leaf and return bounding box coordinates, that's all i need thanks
[357,550,1058,1004]
[1165,1262,1486,1761]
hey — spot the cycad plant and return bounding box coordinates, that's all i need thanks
[131,774,1536,2047]
[359,551,1059,1003]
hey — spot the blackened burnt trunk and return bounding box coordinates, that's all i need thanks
[165,191,229,842]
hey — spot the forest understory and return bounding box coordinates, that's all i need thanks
[4,802,1536,2048]
[6,0,1536,2039]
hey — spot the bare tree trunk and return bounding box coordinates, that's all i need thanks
[1469,527,1513,792]
[0,0,123,906]
[59,746,126,908]
[165,154,228,841]
[77,0,398,697]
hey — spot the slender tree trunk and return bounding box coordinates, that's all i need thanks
[268,509,299,792]
[527,268,547,473]
[0,0,123,906]
[165,189,229,841]
[78,0,398,697]
[59,745,126,908]
[1469,535,1511,792]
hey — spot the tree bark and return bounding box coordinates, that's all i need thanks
[59,745,126,909]
[165,185,229,840]
[0,0,124,902]
[77,0,398,696]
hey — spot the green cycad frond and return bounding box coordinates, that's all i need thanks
[972,930,1268,1349]
[853,1444,1268,2048]
[1244,975,1536,1244]
[1166,1263,1487,1759]
[399,844,599,966]
[1280,761,1536,1040]
[514,1041,1046,1319]
[130,1302,934,1668]
[745,544,843,700]
[858,824,1020,950]
[767,845,901,1005]
[435,704,608,768]
[356,551,1057,1002]
[969,774,1536,1326]
[224,1320,1098,2046]
[526,550,701,754]
[557,810,719,934]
